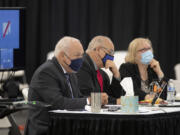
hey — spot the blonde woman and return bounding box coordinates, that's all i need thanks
[119,38,168,101]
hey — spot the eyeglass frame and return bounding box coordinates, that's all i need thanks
[64,52,83,60]
[137,47,152,53]
[100,47,114,56]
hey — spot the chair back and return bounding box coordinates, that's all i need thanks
[22,87,29,101]
[174,63,180,80]
[102,51,127,82]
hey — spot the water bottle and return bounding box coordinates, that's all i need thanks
[167,79,175,104]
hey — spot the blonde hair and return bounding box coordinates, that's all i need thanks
[125,38,152,64]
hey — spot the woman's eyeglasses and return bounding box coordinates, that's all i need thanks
[137,47,151,52]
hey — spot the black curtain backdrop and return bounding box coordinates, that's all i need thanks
[0,0,179,83]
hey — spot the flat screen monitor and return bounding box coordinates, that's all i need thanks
[0,7,26,71]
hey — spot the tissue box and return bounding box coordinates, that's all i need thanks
[121,96,139,113]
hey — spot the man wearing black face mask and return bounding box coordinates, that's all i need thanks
[77,36,121,104]
[25,36,108,135]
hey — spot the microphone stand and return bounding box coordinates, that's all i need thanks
[0,100,51,135]
[0,103,29,135]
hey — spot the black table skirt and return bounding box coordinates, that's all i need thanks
[49,112,180,135]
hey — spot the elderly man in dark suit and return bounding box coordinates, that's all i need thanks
[77,36,121,104]
[25,36,108,135]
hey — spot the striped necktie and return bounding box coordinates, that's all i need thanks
[65,73,74,98]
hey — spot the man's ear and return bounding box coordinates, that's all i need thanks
[94,46,102,53]
[97,47,104,58]
[61,51,71,65]
[57,51,67,62]
[59,51,65,57]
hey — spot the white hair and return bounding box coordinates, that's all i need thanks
[54,36,80,57]
[86,36,112,51]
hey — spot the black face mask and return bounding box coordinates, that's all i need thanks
[64,53,83,72]
[102,53,114,66]
[69,58,83,72]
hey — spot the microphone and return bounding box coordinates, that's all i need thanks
[12,100,52,109]
[0,101,52,119]
[27,101,52,109]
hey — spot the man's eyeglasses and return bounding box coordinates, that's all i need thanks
[101,47,114,56]
[64,52,71,60]
[64,52,83,60]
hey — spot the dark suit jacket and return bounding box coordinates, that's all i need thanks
[76,54,121,104]
[117,62,168,101]
[25,57,87,135]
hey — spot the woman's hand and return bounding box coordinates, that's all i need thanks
[144,94,163,104]
[145,93,155,101]
[149,59,164,78]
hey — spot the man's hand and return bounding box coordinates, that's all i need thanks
[105,60,120,79]
[88,93,108,105]
[116,98,121,105]
[87,97,91,105]
[101,93,108,105]
[149,59,164,78]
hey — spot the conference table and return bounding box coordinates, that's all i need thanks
[49,103,180,135]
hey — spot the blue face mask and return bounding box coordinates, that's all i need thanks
[102,54,114,66]
[69,58,83,72]
[141,50,154,65]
